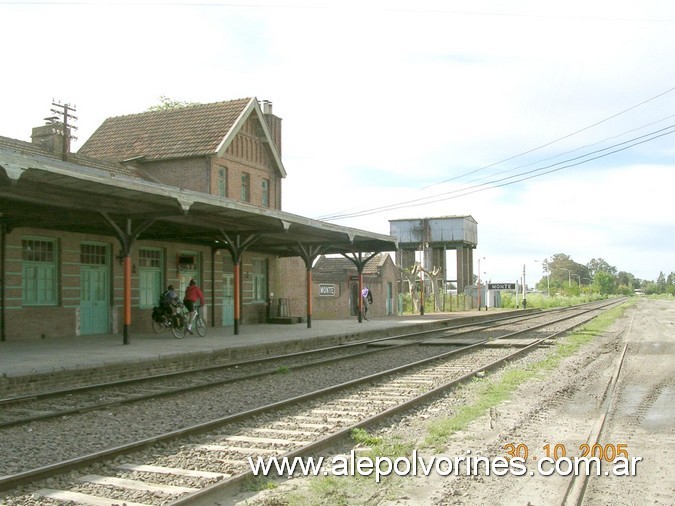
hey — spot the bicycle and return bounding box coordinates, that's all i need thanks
[186,304,207,337]
[152,303,189,339]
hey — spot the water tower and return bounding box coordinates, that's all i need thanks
[389,216,478,292]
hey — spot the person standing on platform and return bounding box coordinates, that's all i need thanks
[361,286,373,320]
[183,279,205,334]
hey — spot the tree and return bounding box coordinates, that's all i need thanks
[146,95,198,112]
[587,258,617,277]
[547,253,588,291]
[593,271,616,295]
[616,271,636,289]
[397,264,421,313]
[656,271,667,294]
[419,265,443,312]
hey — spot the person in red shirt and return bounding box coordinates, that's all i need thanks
[183,279,205,334]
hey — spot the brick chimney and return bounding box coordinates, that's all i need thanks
[261,100,282,156]
[31,123,71,159]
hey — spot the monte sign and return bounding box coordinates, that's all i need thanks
[488,283,516,290]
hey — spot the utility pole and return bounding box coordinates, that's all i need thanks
[522,264,527,308]
[48,100,78,161]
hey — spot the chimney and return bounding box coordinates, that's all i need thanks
[261,100,282,156]
[31,123,71,159]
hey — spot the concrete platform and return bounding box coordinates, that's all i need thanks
[0,311,502,397]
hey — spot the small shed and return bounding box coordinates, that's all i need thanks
[311,254,399,318]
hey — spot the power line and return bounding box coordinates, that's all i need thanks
[317,124,675,221]
[316,113,675,221]
[465,112,675,186]
[419,85,675,190]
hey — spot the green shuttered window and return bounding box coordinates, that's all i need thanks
[139,248,163,308]
[22,238,58,306]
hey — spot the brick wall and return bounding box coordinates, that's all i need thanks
[143,157,211,192]
[273,256,400,319]
[3,227,276,339]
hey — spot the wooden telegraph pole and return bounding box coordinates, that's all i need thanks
[48,100,78,161]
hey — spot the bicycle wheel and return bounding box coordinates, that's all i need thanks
[195,315,207,337]
[152,318,168,334]
[171,314,186,339]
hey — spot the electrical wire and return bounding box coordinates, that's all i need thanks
[419,85,675,189]
[317,124,675,221]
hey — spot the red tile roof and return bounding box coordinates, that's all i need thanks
[78,98,253,162]
[315,254,391,275]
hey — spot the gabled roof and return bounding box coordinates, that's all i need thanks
[0,135,143,180]
[315,253,393,275]
[78,97,286,177]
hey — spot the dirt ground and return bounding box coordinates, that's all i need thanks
[234,298,675,505]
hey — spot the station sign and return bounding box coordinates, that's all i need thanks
[319,284,336,296]
[488,283,516,290]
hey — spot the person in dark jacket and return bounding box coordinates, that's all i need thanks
[161,285,180,314]
[361,286,373,320]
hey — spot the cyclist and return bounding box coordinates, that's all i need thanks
[161,285,180,316]
[183,279,205,334]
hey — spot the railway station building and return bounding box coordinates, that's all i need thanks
[0,98,398,342]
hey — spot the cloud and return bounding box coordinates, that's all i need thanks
[1,0,673,283]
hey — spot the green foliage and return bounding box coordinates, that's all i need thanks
[146,95,198,111]
[242,474,279,492]
[500,292,605,309]
[587,257,617,277]
[593,271,616,295]
[305,476,352,506]
[275,365,290,374]
[351,428,414,459]
[351,428,382,447]
[616,284,634,296]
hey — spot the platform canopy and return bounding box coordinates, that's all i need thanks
[0,147,398,256]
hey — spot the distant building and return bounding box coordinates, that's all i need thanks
[300,254,399,319]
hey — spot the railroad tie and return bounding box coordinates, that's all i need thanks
[117,463,230,479]
[77,474,198,494]
[35,489,151,506]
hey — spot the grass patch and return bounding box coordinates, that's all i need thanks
[275,365,290,374]
[350,428,415,459]
[351,428,382,447]
[243,474,279,492]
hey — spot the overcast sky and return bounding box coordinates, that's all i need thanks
[2,0,673,285]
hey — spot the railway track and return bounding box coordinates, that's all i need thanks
[0,302,610,429]
[0,299,624,505]
[561,303,635,506]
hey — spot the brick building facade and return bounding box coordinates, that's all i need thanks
[0,98,397,340]
[277,254,399,319]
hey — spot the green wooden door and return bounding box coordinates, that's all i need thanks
[80,266,109,334]
[222,273,234,326]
